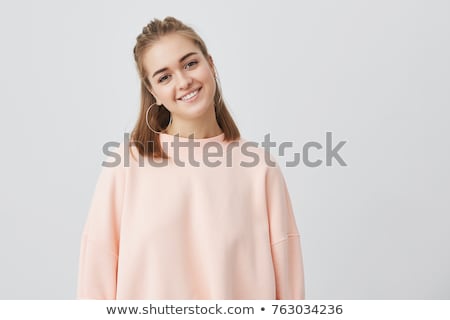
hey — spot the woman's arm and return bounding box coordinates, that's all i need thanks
[77,146,126,299]
[266,164,305,299]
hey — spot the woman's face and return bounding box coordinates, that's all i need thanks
[143,33,216,122]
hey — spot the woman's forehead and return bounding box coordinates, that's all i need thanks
[143,34,199,71]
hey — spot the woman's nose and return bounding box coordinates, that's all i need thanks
[177,72,193,90]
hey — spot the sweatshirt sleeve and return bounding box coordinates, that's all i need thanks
[266,163,305,299]
[77,146,126,299]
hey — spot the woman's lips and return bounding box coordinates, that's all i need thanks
[178,87,202,102]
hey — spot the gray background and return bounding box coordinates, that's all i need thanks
[0,0,449,299]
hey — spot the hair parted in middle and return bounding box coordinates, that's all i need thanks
[131,16,240,159]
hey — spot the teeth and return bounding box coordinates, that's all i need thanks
[181,90,198,101]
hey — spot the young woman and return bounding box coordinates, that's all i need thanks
[77,16,305,300]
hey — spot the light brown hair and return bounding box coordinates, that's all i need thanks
[131,16,240,159]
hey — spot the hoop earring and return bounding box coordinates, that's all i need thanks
[145,103,172,134]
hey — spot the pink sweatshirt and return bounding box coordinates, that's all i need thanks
[77,133,305,299]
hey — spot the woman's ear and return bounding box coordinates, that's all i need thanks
[144,80,156,97]
[208,55,219,81]
[149,88,161,105]
[208,55,215,71]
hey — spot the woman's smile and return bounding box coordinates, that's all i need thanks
[178,87,202,103]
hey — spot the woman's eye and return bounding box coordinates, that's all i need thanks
[185,61,198,69]
[158,75,170,83]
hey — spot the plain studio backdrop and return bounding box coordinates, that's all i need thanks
[0,0,448,299]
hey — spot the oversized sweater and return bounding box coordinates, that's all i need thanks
[77,132,305,299]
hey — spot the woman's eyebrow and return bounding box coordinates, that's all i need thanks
[151,52,199,78]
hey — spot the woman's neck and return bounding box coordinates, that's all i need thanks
[163,111,223,139]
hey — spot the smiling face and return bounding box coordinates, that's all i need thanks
[143,33,217,124]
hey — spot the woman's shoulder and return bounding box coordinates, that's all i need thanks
[224,137,282,171]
